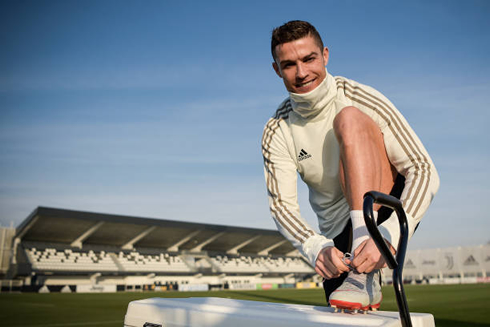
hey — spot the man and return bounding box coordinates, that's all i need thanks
[262,20,439,311]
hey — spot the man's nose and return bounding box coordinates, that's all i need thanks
[296,63,307,79]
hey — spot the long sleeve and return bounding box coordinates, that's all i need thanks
[378,105,440,248]
[335,78,440,248]
[261,104,334,267]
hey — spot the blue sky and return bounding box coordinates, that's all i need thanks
[1,0,489,250]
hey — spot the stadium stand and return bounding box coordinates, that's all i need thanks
[2,207,317,292]
[1,206,489,293]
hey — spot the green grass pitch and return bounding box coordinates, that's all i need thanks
[0,284,489,326]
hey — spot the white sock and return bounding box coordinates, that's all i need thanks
[350,210,378,252]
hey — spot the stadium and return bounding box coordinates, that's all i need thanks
[1,206,489,293]
[0,207,489,326]
[1,206,317,293]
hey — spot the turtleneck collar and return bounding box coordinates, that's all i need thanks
[289,69,335,119]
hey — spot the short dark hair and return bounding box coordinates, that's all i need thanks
[271,20,324,61]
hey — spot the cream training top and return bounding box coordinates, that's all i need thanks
[261,70,440,267]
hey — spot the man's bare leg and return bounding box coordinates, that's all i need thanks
[328,106,396,311]
[334,106,397,272]
[334,106,396,212]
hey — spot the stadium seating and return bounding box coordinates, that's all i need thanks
[24,245,313,275]
[261,256,313,273]
[26,247,118,272]
[116,251,193,273]
[209,255,313,274]
[25,246,195,273]
[210,255,268,273]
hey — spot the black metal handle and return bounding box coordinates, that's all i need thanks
[363,191,412,327]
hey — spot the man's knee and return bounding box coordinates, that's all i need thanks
[333,106,373,144]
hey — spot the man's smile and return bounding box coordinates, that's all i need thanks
[295,78,317,92]
[296,79,315,88]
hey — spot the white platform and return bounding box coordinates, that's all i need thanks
[124,297,435,327]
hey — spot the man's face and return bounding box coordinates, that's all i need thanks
[272,35,329,94]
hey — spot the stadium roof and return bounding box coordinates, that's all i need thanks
[15,207,298,256]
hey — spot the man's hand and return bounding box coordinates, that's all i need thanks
[351,238,395,273]
[315,246,351,279]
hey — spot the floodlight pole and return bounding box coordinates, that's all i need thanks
[363,191,412,327]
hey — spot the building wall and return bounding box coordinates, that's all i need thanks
[383,244,490,282]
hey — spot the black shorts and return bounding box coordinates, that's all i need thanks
[322,173,405,304]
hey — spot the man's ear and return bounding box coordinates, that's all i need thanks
[323,46,330,66]
[272,61,282,78]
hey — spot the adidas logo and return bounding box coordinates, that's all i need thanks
[298,149,312,161]
[405,259,416,269]
[463,255,479,266]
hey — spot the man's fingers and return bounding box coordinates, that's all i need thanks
[316,260,339,280]
[374,257,388,270]
[354,257,376,273]
[353,239,367,258]
[315,266,327,279]
[315,246,350,279]
[351,250,365,268]
[351,239,386,273]
[315,252,333,279]
[324,258,344,277]
[331,251,350,273]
